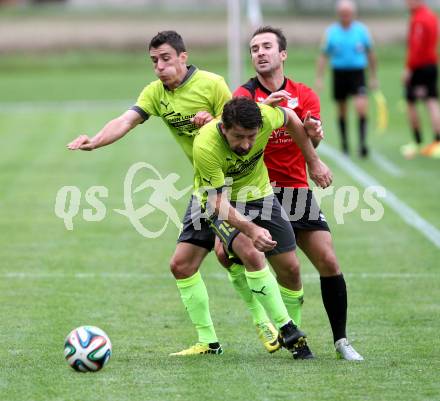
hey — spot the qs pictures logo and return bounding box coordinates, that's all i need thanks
[54,162,192,238]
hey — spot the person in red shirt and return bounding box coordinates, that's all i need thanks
[215,26,363,361]
[401,0,440,159]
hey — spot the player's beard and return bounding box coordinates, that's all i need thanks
[255,61,282,79]
[233,147,251,156]
[255,62,272,76]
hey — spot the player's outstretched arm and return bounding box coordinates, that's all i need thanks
[67,110,144,151]
[283,107,332,188]
[207,192,277,252]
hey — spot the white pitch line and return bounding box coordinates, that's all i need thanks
[0,272,438,280]
[319,143,440,249]
[370,150,404,177]
[0,99,133,113]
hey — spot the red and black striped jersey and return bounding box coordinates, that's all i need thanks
[234,77,320,188]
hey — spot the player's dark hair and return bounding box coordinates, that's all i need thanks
[222,97,263,130]
[149,31,186,54]
[251,26,287,52]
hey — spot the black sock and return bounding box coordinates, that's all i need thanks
[434,132,440,142]
[359,116,367,149]
[320,274,347,343]
[338,117,348,153]
[413,128,422,144]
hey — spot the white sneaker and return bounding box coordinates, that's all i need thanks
[400,142,420,159]
[335,338,364,361]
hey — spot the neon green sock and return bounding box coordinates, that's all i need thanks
[228,263,269,325]
[176,271,218,344]
[279,285,304,327]
[245,265,290,329]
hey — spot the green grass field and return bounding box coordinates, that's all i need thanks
[1,46,439,401]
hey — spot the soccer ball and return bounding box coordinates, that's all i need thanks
[64,326,112,372]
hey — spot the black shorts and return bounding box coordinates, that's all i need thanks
[275,187,330,236]
[405,64,438,102]
[210,195,296,258]
[177,195,215,251]
[333,69,367,101]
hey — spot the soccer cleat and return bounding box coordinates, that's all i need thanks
[430,143,440,159]
[292,341,314,360]
[169,342,223,356]
[279,321,314,360]
[400,142,420,159]
[420,141,440,157]
[335,338,364,361]
[255,322,281,353]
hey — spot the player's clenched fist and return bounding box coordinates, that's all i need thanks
[191,111,214,128]
[67,135,95,151]
[308,159,333,188]
[303,111,324,141]
[249,226,277,252]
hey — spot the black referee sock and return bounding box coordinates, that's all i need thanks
[338,117,348,153]
[320,274,347,343]
[413,128,422,144]
[359,116,367,155]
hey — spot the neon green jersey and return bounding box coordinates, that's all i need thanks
[131,65,231,163]
[193,104,287,203]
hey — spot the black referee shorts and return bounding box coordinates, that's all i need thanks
[333,68,367,101]
[406,64,438,103]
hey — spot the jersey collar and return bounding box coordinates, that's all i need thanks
[255,76,287,95]
[338,21,355,30]
[413,5,427,15]
[164,65,197,91]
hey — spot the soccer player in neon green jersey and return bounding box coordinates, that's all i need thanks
[193,97,332,359]
[67,31,282,356]
[67,31,232,355]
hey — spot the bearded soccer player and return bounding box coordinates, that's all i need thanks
[223,26,363,361]
[193,97,332,359]
[67,30,278,356]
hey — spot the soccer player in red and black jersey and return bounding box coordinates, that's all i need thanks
[220,26,363,360]
[401,0,440,159]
